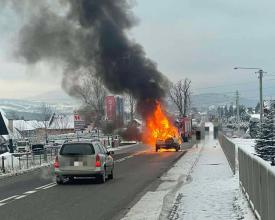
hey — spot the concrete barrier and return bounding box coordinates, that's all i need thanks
[238,146,275,220]
[218,133,236,174]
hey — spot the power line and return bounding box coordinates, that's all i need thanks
[195,78,275,91]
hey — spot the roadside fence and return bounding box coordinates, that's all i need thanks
[219,132,275,220]
[0,146,60,175]
[218,132,236,174]
[239,146,275,220]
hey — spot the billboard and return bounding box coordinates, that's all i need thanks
[105,96,116,121]
[74,113,85,131]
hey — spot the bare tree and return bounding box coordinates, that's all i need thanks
[73,73,107,125]
[169,79,191,117]
[37,103,53,143]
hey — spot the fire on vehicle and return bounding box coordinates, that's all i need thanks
[142,101,182,152]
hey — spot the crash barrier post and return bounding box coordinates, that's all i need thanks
[214,126,219,139]
[238,146,275,220]
[1,156,5,173]
[26,153,29,169]
[218,132,236,174]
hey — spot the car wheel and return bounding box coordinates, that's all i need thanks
[68,176,74,182]
[56,175,64,185]
[108,169,114,180]
[97,170,106,184]
[156,146,159,152]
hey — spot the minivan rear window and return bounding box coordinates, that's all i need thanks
[60,144,95,155]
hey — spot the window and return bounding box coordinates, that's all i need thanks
[60,143,95,155]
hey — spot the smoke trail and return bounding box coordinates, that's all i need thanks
[2,0,168,117]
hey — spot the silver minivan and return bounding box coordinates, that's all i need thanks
[54,141,114,184]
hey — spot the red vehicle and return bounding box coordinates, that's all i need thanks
[177,117,192,142]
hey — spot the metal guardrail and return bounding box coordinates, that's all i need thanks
[0,147,60,174]
[218,132,236,174]
[239,146,275,220]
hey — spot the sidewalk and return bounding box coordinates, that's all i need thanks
[122,123,255,220]
[175,129,255,220]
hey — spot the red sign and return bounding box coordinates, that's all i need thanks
[105,96,116,120]
[74,114,81,121]
[74,113,85,131]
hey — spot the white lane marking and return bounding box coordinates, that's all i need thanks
[0,195,19,203]
[24,190,37,194]
[115,158,125,163]
[14,195,27,200]
[35,183,55,190]
[42,183,56,189]
[0,203,6,207]
[115,150,148,163]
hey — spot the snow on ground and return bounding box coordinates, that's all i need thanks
[122,123,255,220]
[0,151,51,178]
[0,152,20,170]
[231,138,256,153]
[174,135,254,220]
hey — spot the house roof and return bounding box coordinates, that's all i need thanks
[0,112,8,135]
[48,114,74,130]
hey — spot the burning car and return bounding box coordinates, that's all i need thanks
[156,137,181,152]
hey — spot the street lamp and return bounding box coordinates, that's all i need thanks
[234,67,265,125]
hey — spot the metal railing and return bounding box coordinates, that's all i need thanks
[218,132,236,174]
[238,146,275,220]
[0,147,60,174]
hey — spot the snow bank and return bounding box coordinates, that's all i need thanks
[230,138,256,153]
[0,152,20,170]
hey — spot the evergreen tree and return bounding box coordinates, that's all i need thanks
[255,102,260,114]
[255,106,275,161]
[224,105,229,120]
[229,104,234,117]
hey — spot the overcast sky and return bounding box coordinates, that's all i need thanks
[0,0,275,99]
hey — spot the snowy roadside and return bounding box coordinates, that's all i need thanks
[0,151,55,180]
[122,130,255,220]
[0,162,52,180]
[121,144,202,220]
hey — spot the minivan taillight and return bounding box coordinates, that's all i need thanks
[95,154,101,167]
[54,156,59,168]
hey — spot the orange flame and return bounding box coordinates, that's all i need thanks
[142,102,180,146]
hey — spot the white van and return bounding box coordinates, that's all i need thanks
[16,140,31,152]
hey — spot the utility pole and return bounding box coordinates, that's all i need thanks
[234,67,265,127]
[258,69,264,124]
[236,90,240,135]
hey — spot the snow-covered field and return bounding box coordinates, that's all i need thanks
[230,138,256,153]
[122,123,255,220]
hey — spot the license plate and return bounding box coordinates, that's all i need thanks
[74,161,83,167]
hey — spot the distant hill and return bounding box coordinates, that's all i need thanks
[0,95,78,120]
[192,93,257,109]
[26,90,74,102]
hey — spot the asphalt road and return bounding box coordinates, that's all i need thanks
[0,144,185,220]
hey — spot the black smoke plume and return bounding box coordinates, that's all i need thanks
[2,0,168,118]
